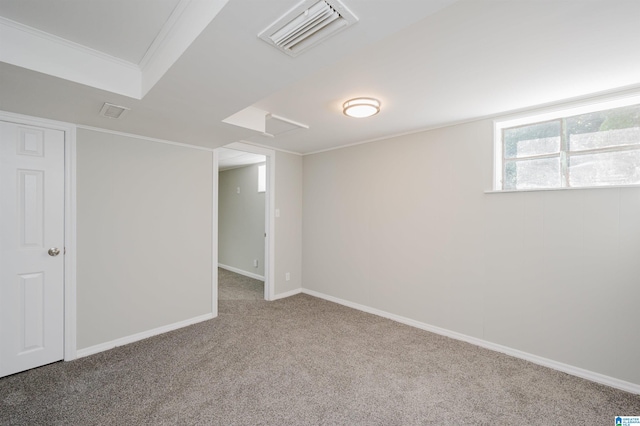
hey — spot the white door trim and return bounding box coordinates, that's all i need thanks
[211,149,219,317]
[217,142,276,301]
[0,110,77,361]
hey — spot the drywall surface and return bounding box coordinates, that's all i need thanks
[274,151,303,296]
[302,119,640,386]
[76,129,213,350]
[218,163,266,277]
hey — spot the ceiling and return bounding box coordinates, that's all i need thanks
[1,0,639,155]
[218,148,265,171]
[0,0,181,64]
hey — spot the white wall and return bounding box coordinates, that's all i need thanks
[302,119,640,386]
[76,129,213,350]
[274,151,303,296]
[218,163,266,278]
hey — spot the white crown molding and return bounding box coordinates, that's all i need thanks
[138,0,191,71]
[140,0,229,97]
[303,85,640,157]
[0,0,229,99]
[0,16,142,98]
[0,17,138,70]
[76,125,215,152]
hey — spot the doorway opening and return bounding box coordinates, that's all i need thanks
[215,143,275,305]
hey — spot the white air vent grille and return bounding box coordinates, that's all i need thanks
[99,102,130,119]
[259,0,358,57]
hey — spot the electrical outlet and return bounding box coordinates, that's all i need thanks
[236,187,240,194]
[253,259,258,268]
[285,272,290,281]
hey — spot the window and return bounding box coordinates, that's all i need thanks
[494,96,640,190]
[258,164,266,193]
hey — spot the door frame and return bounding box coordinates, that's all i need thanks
[215,142,276,301]
[0,110,77,361]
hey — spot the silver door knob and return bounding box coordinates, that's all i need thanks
[48,248,60,257]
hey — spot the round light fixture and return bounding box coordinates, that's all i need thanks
[343,97,381,118]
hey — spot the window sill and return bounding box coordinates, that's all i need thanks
[485,184,640,194]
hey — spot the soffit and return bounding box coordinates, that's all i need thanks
[0,0,181,64]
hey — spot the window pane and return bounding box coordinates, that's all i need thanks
[504,120,561,159]
[569,149,640,187]
[504,157,561,190]
[568,104,640,152]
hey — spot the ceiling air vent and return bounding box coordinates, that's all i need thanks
[258,0,358,57]
[99,102,130,119]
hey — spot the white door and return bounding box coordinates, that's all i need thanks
[0,121,65,377]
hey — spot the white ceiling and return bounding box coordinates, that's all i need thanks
[218,148,265,171]
[1,0,639,154]
[0,0,181,64]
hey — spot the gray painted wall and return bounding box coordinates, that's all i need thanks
[302,119,640,385]
[274,151,303,295]
[218,163,266,277]
[76,129,213,350]
[75,129,304,350]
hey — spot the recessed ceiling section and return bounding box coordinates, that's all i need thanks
[0,0,181,64]
[258,0,358,57]
[0,0,230,99]
[265,114,309,137]
[223,107,309,139]
[222,106,269,133]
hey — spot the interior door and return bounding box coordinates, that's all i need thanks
[0,121,65,377]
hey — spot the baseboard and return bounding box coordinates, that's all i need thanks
[76,313,214,359]
[301,289,640,395]
[272,288,302,301]
[218,263,265,281]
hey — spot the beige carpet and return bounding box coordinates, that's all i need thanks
[218,267,264,300]
[1,270,638,425]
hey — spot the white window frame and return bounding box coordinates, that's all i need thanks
[493,94,640,191]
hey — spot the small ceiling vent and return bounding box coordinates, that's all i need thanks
[259,0,358,57]
[99,102,130,119]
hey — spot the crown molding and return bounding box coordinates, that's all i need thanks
[140,0,229,97]
[0,16,141,98]
[0,0,229,99]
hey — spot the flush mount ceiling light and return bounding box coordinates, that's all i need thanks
[343,97,381,118]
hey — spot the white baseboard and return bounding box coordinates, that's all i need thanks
[218,263,265,281]
[301,288,640,395]
[272,288,302,301]
[76,313,214,359]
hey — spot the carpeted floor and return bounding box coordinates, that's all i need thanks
[218,267,264,301]
[1,270,638,425]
